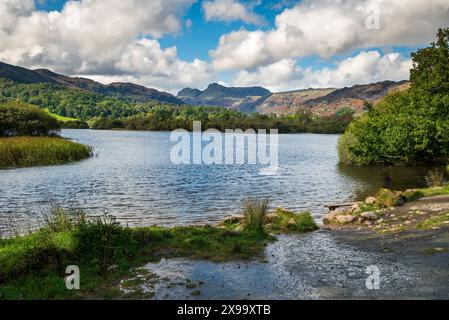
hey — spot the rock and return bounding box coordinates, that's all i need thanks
[336,215,356,224]
[223,215,244,224]
[365,196,377,205]
[349,203,361,214]
[107,265,119,271]
[361,211,378,220]
[323,211,339,224]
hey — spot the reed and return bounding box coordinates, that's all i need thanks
[0,136,92,168]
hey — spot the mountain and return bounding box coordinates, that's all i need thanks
[0,61,183,105]
[177,83,272,109]
[178,81,410,115]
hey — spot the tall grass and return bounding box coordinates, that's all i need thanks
[242,199,269,235]
[0,136,92,168]
[426,169,445,187]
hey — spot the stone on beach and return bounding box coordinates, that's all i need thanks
[336,215,357,224]
[361,211,378,220]
[223,215,244,224]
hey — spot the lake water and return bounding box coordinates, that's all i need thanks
[0,130,438,232]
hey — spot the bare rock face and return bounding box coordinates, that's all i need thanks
[361,211,378,220]
[365,197,377,205]
[336,215,357,224]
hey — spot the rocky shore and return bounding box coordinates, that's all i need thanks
[323,186,449,235]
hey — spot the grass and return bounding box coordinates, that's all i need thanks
[415,184,449,197]
[0,136,92,169]
[242,199,269,235]
[0,204,317,300]
[43,109,78,123]
[269,208,319,233]
[416,211,449,230]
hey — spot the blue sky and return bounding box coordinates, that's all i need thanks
[2,0,445,93]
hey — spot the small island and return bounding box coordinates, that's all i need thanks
[0,101,92,169]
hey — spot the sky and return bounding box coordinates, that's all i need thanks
[1,0,448,94]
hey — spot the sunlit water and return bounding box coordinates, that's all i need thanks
[0,130,438,232]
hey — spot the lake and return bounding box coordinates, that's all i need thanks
[0,130,437,232]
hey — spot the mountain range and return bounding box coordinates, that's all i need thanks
[177,81,410,115]
[0,61,184,105]
[1,61,410,116]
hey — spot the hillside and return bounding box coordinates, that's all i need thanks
[0,61,183,105]
[178,81,410,115]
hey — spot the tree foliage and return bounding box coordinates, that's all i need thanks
[339,28,449,165]
[0,101,60,137]
[92,105,354,134]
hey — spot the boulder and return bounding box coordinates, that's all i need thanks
[365,196,377,205]
[223,215,244,224]
[361,211,378,220]
[336,215,356,224]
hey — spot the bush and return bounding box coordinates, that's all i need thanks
[0,101,60,137]
[338,29,449,166]
[375,189,404,208]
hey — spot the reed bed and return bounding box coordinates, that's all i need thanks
[0,136,92,169]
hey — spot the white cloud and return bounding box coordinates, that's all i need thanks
[211,0,449,70]
[0,0,216,93]
[233,51,412,92]
[203,0,264,25]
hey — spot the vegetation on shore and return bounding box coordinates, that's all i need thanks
[0,136,92,169]
[0,77,354,134]
[339,28,449,165]
[0,202,317,300]
[91,105,354,134]
[0,101,92,168]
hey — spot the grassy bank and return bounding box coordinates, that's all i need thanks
[0,136,92,169]
[0,203,317,300]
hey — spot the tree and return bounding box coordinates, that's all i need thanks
[410,28,449,95]
[0,101,60,137]
[338,28,449,165]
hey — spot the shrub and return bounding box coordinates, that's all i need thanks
[338,29,449,166]
[0,101,60,137]
[375,189,404,208]
[73,215,138,270]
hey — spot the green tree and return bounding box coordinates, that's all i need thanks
[0,101,60,137]
[410,28,449,94]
